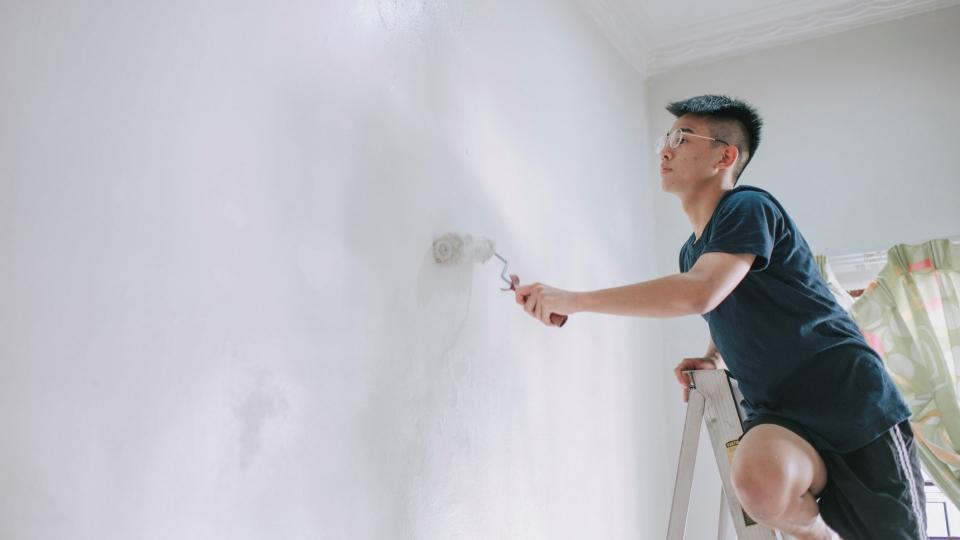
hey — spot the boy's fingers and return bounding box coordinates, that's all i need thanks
[515,288,532,305]
[524,295,536,315]
[675,361,694,385]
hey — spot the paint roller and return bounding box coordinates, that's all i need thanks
[432,233,568,327]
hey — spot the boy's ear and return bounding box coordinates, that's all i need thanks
[717,145,739,170]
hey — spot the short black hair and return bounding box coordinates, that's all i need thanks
[665,95,763,183]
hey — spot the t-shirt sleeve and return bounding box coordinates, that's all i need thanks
[701,192,781,272]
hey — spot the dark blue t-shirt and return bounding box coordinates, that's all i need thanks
[679,185,910,453]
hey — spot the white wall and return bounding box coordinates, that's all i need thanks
[645,7,960,539]
[0,1,668,539]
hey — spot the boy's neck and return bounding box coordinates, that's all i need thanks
[682,183,736,242]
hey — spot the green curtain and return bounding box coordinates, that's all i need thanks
[847,239,960,508]
[815,254,855,311]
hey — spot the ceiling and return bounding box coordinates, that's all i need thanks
[576,0,960,77]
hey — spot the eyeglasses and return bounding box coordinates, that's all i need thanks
[655,128,729,154]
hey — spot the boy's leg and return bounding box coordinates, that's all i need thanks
[816,420,927,540]
[731,424,840,540]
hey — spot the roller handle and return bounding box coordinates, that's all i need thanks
[509,274,568,328]
[546,311,569,327]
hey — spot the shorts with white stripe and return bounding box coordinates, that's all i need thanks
[817,420,927,540]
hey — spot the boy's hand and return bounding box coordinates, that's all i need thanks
[673,357,719,402]
[514,281,577,327]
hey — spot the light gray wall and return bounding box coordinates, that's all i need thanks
[0,1,667,538]
[645,7,960,539]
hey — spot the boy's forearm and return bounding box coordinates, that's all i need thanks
[573,273,708,318]
[704,340,729,370]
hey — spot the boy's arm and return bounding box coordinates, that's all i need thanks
[674,337,729,402]
[704,338,728,370]
[573,251,756,317]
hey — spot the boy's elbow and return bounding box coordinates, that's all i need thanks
[692,297,713,315]
[683,290,709,315]
[693,284,724,315]
[678,271,732,315]
[695,300,717,315]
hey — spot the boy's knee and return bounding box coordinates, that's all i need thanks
[731,458,794,521]
[731,424,827,523]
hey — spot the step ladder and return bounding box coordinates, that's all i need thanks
[667,369,792,540]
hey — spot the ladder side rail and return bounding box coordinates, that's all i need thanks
[666,388,706,540]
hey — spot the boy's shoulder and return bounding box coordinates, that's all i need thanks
[718,185,785,215]
[721,184,775,203]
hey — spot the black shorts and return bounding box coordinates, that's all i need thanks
[741,417,927,540]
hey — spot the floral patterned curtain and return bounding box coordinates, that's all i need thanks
[849,239,960,507]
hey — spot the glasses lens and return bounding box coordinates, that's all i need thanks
[669,129,683,148]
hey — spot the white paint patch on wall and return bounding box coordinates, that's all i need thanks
[0,0,667,539]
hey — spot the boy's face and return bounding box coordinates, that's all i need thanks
[658,114,729,195]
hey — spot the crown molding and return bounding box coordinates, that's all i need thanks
[645,0,960,77]
[575,0,652,74]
